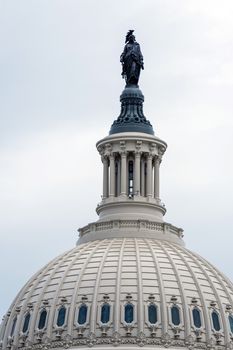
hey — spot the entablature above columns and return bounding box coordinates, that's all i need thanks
[97,135,167,160]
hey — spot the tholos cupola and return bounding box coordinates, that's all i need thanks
[96,85,167,223]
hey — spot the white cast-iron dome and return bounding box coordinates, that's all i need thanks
[1,32,233,350]
[1,234,233,350]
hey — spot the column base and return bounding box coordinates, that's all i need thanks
[96,197,166,222]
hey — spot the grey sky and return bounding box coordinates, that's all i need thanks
[1,0,233,318]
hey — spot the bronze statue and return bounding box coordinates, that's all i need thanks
[120,30,144,86]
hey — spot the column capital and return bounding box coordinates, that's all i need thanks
[109,152,115,159]
[119,150,127,157]
[135,150,142,157]
[101,154,109,163]
[97,145,104,156]
[104,143,113,157]
[135,140,142,151]
[146,153,153,160]
[149,142,157,154]
[119,140,126,151]
[155,154,162,164]
[158,145,166,157]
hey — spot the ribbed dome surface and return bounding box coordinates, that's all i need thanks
[1,237,233,349]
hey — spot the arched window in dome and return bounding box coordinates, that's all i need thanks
[212,310,221,331]
[171,305,180,326]
[10,316,17,337]
[22,313,31,333]
[128,160,134,197]
[148,304,157,324]
[101,303,110,324]
[56,306,66,327]
[38,309,47,330]
[124,303,134,324]
[78,304,87,325]
[229,315,233,333]
[192,308,202,328]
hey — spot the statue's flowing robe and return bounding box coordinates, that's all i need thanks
[121,41,143,85]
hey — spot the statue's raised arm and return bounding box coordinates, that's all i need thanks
[120,30,144,86]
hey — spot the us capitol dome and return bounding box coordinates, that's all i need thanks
[1,31,233,350]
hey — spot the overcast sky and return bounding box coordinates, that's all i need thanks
[1,0,233,319]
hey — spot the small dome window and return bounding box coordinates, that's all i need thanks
[22,313,30,333]
[148,304,157,324]
[124,303,134,324]
[56,306,66,327]
[212,310,221,331]
[38,309,47,330]
[171,305,180,326]
[101,303,110,324]
[10,316,17,337]
[128,160,134,196]
[229,315,233,333]
[78,304,87,325]
[192,308,202,328]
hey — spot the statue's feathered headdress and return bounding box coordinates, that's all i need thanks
[125,29,134,43]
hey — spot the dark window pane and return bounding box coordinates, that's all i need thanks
[148,304,157,324]
[10,317,17,337]
[128,161,134,195]
[38,310,47,330]
[171,306,180,326]
[192,308,201,328]
[78,305,87,325]
[22,313,30,333]
[229,315,233,333]
[56,307,66,327]
[212,311,221,331]
[101,304,110,324]
[125,304,133,323]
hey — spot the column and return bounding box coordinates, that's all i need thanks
[134,152,141,196]
[154,156,160,199]
[102,156,109,199]
[140,158,145,196]
[120,152,127,196]
[117,159,121,196]
[109,154,115,197]
[146,154,152,197]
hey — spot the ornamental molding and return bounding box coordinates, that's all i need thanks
[78,220,183,240]
[18,333,233,350]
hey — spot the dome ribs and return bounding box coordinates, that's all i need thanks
[145,239,168,335]
[2,239,233,349]
[193,252,233,310]
[67,240,106,337]
[2,263,44,347]
[114,238,126,334]
[185,247,230,345]
[89,239,115,335]
[167,243,212,343]
[31,246,86,342]
[5,252,70,349]
[29,250,73,340]
[157,241,190,339]
[191,250,233,342]
[135,238,144,333]
[43,248,84,340]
